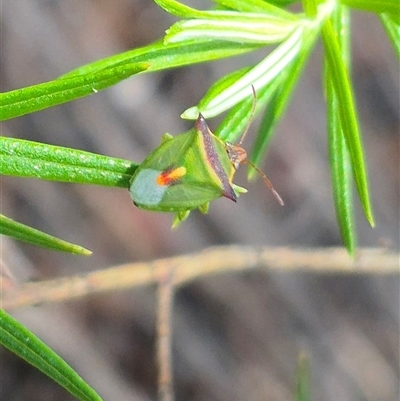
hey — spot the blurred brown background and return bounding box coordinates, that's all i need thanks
[1,1,399,400]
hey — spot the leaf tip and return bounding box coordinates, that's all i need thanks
[181,106,199,120]
[346,243,356,257]
[73,246,93,256]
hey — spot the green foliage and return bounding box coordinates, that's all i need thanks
[294,353,310,401]
[0,0,398,397]
[324,6,357,254]
[0,214,91,255]
[1,64,149,121]
[1,0,397,253]
[0,310,103,400]
[1,137,136,187]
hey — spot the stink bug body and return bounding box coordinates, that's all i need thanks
[129,114,247,227]
[129,88,283,227]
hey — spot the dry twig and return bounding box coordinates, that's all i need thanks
[1,246,398,311]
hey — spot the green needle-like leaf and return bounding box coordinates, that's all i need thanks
[63,39,262,79]
[322,20,374,227]
[248,41,313,179]
[325,6,356,254]
[0,63,149,121]
[0,310,103,401]
[0,137,137,188]
[1,39,262,122]
[341,0,400,18]
[212,0,299,20]
[269,0,298,6]
[380,13,400,59]
[302,0,318,18]
[183,23,316,118]
[156,0,299,20]
[327,97,356,254]
[154,0,209,18]
[0,137,135,251]
[165,14,297,45]
[0,214,91,255]
[187,66,252,120]
[294,353,310,401]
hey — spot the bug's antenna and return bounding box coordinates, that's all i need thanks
[229,85,284,206]
[244,159,284,206]
[237,85,258,146]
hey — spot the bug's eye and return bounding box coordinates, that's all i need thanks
[226,143,247,170]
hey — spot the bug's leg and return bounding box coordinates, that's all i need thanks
[198,202,210,215]
[232,184,248,196]
[171,210,191,229]
[161,133,173,144]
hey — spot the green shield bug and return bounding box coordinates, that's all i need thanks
[129,87,283,227]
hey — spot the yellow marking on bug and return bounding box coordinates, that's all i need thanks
[156,166,187,186]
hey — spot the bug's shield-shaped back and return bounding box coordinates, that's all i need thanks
[130,115,243,227]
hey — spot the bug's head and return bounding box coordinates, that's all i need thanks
[226,142,248,170]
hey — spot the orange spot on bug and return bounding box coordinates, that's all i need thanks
[156,166,187,186]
